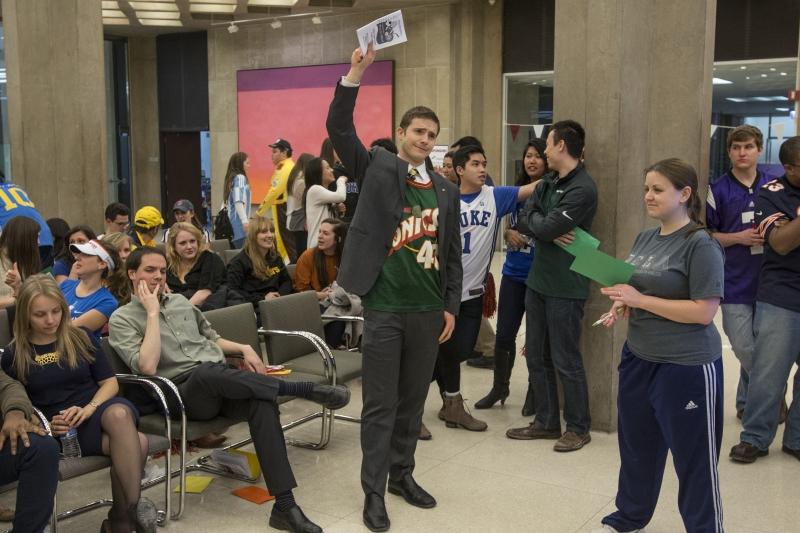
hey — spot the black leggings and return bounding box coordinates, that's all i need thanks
[433,296,484,393]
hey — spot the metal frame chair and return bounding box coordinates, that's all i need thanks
[28,371,174,531]
[258,292,363,450]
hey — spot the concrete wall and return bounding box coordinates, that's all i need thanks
[128,36,162,209]
[3,0,108,226]
[206,1,504,211]
[553,0,717,431]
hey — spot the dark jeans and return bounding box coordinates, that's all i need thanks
[361,309,443,496]
[0,434,59,533]
[496,276,527,352]
[172,362,296,495]
[433,296,484,393]
[524,288,590,434]
[292,230,308,262]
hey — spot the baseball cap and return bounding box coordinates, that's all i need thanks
[172,199,194,213]
[69,240,115,270]
[134,206,164,229]
[269,138,292,152]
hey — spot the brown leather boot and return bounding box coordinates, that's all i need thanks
[444,394,487,431]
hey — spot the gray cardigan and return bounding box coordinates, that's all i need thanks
[326,82,462,315]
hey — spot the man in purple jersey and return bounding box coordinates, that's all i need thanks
[706,125,773,420]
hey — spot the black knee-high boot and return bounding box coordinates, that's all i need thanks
[474,346,514,409]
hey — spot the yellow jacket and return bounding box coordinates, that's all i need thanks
[256,159,295,216]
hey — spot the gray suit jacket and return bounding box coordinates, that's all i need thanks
[326,82,462,315]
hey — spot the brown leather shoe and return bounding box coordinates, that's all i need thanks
[190,432,227,449]
[506,423,561,440]
[443,394,487,431]
[418,422,432,440]
[553,431,591,452]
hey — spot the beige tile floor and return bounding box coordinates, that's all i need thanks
[7,257,796,533]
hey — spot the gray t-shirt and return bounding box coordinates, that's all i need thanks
[625,223,724,365]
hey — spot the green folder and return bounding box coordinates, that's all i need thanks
[562,227,600,257]
[569,248,635,287]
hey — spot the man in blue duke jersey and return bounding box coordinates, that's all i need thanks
[706,125,771,420]
[0,178,54,266]
[730,136,800,464]
[432,145,535,432]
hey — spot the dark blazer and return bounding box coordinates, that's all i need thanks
[326,82,462,315]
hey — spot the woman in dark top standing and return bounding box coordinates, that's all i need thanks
[591,159,725,533]
[166,222,227,310]
[227,216,292,313]
[2,275,156,533]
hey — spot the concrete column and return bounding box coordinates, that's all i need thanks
[128,36,162,208]
[452,0,503,180]
[553,0,717,431]
[3,0,107,226]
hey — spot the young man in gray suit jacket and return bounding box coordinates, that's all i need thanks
[327,43,462,532]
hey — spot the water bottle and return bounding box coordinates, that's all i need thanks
[60,428,82,458]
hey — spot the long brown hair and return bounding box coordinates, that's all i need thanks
[166,222,209,279]
[0,216,42,279]
[286,153,315,200]
[243,216,277,280]
[11,274,94,383]
[314,219,346,288]
[224,152,249,202]
[644,158,705,233]
[94,240,130,305]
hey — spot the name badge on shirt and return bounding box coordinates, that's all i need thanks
[741,211,755,224]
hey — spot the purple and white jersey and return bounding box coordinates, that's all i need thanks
[706,171,769,304]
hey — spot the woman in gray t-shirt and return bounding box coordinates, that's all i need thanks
[591,158,725,533]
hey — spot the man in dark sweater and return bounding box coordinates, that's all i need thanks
[507,120,598,452]
[0,368,59,531]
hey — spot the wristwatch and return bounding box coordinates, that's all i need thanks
[88,400,100,408]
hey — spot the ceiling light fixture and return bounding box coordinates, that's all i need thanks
[312,14,322,25]
[270,19,282,29]
[740,66,747,70]
[781,72,788,76]
[712,77,733,85]
[228,22,239,33]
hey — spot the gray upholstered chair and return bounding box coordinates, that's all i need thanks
[220,248,240,265]
[259,291,362,450]
[209,238,231,254]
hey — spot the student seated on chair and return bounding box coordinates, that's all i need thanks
[2,274,156,533]
[0,364,59,532]
[294,218,348,346]
[109,247,351,533]
[165,222,227,311]
[226,216,293,317]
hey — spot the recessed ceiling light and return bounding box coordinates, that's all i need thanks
[726,97,747,103]
[740,66,747,70]
[312,14,322,24]
[770,67,776,71]
[781,72,788,76]
[103,17,131,25]
[228,22,239,33]
[712,77,733,85]
[249,0,299,6]
[137,11,180,19]
[139,19,183,26]
[190,4,236,13]
[129,1,179,10]
[761,74,768,77]
[745,76,750,79]
[270,19,282,29]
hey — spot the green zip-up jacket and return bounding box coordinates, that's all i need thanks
[518,163,598,299]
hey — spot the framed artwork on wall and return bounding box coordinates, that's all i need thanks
[237,60,394,202]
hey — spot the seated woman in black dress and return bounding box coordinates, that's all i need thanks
[2,274,156,533]
[227,216,292,317]
[165,222,227,311]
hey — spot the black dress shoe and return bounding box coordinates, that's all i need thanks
[387,474,436,509]
[269,505,322,533]
[363,493,390,532]
[782,445,800,461]
[308,384,351,410]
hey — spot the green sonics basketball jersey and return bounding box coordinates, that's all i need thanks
[363,179,443,312]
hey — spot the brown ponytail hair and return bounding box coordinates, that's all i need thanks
[644,158,706,234]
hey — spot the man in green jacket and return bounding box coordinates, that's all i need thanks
[507,120,598,452]
[0,367,60,531]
